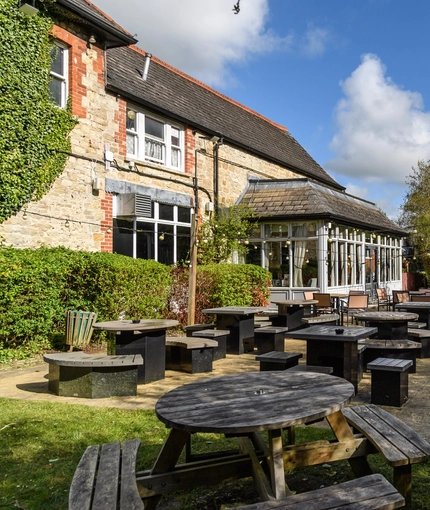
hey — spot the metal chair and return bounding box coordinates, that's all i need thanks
[392,290,410,310]
[65,310,98,351]
[342,294,369,325]
[376,288,391,310]
[312,293,335,315]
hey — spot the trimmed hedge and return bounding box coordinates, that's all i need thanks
[166,264,271,327]
[0,247,270,355]
[0,246,171,351]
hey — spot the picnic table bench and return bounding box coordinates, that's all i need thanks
[69,439,143,510]
[234,474,404,509]
[165,337,218,373]
[343,403,430,505]
[43,352,143,398]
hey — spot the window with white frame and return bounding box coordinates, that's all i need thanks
[126,107,183,171]
[113,202,191,264]
[49,42,68,108]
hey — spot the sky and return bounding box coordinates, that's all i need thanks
[94,0,430,221]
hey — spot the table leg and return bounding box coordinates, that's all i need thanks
[141,428,190,510]
[326,410,372,478]
[268,429,291,499]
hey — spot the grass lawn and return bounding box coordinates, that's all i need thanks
[1,398,430,509]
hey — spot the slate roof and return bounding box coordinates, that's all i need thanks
[52,0,137,48]
[106,46,343,190]
[238,179,406,235]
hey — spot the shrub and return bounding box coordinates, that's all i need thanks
[166,264,270,328]
[0,246,171,352]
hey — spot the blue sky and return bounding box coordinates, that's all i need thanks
[94,0,430,220]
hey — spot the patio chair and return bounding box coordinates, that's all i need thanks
[341,294,369,325]
[392,290,410,310]
[312,293,335,315]
[65,310,98,351]
[376,288,391,310]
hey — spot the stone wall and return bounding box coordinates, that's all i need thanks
[0,20,302,253]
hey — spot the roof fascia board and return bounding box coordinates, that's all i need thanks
[55,0,137,46]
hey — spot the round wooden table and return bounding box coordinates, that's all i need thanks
[352,311,418,340]
[93,319,178,383]
[140,371,356,503]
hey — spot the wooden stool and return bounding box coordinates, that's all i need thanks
[191,329,229,360]
[367,357,412,407]
[254,326,288,354]
[255,351,302,371]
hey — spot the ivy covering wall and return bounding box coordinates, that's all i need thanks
[0,0,77,223]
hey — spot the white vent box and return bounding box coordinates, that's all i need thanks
[117,193,152,217]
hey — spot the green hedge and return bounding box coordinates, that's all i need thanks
[0,246,171,352]
[166,264,271,327]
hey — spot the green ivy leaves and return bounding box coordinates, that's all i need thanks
[0,0,77,223]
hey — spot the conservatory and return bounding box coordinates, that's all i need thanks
[239,178,406,301]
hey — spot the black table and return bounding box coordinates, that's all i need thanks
[136,371,357,506]
[284,325,377,391]
[353,311,418,340]
[395,301,430,329]
[93,319,178,384]
[201,306,267,354]
[270,299,318,330]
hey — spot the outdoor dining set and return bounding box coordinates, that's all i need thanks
[44,289,430,509]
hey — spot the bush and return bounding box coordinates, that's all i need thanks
[0,246,171,352]
[166,264,271,328]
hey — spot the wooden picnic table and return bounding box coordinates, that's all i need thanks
[352,311,418,340]
[284,325,377,391]
[93,319,178,384]
[201,306,267,354]
[395,301,430,329]
[137,371,359,507]
[270,299,318,330]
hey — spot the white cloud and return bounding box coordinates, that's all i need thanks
[93,0,329,87]
[94,0,293,86]
[327,54,430,186]
[301,23,330,57]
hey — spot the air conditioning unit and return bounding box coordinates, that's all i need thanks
[117,193,152,217]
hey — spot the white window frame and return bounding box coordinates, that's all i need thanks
[49,42,68,109]
[126,107,184,171]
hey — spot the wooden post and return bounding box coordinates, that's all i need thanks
[188,211,198,325]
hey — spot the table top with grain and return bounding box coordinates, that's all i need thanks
[201,306,267,315]
[352,311,418,322]
[270,299,318,307]
[155,371,354,434]
[93,319,179,331]
[284,325,377,342]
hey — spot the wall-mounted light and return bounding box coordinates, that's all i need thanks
[19,1,38,16]
[88,35,96,49]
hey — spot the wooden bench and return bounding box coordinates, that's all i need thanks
[69,439,143,510]
[43,352,143,398]
[301,313,340,326]
[191,329,229,360]
[234,474,404,509]
[254,326,289,354]
[184,323,216,336]
[343,403,430,505]
[367,357,412,407]
[165,337,218,373]
[255,351,302,371]
[408,321,426,329]
[407,328,430,358]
